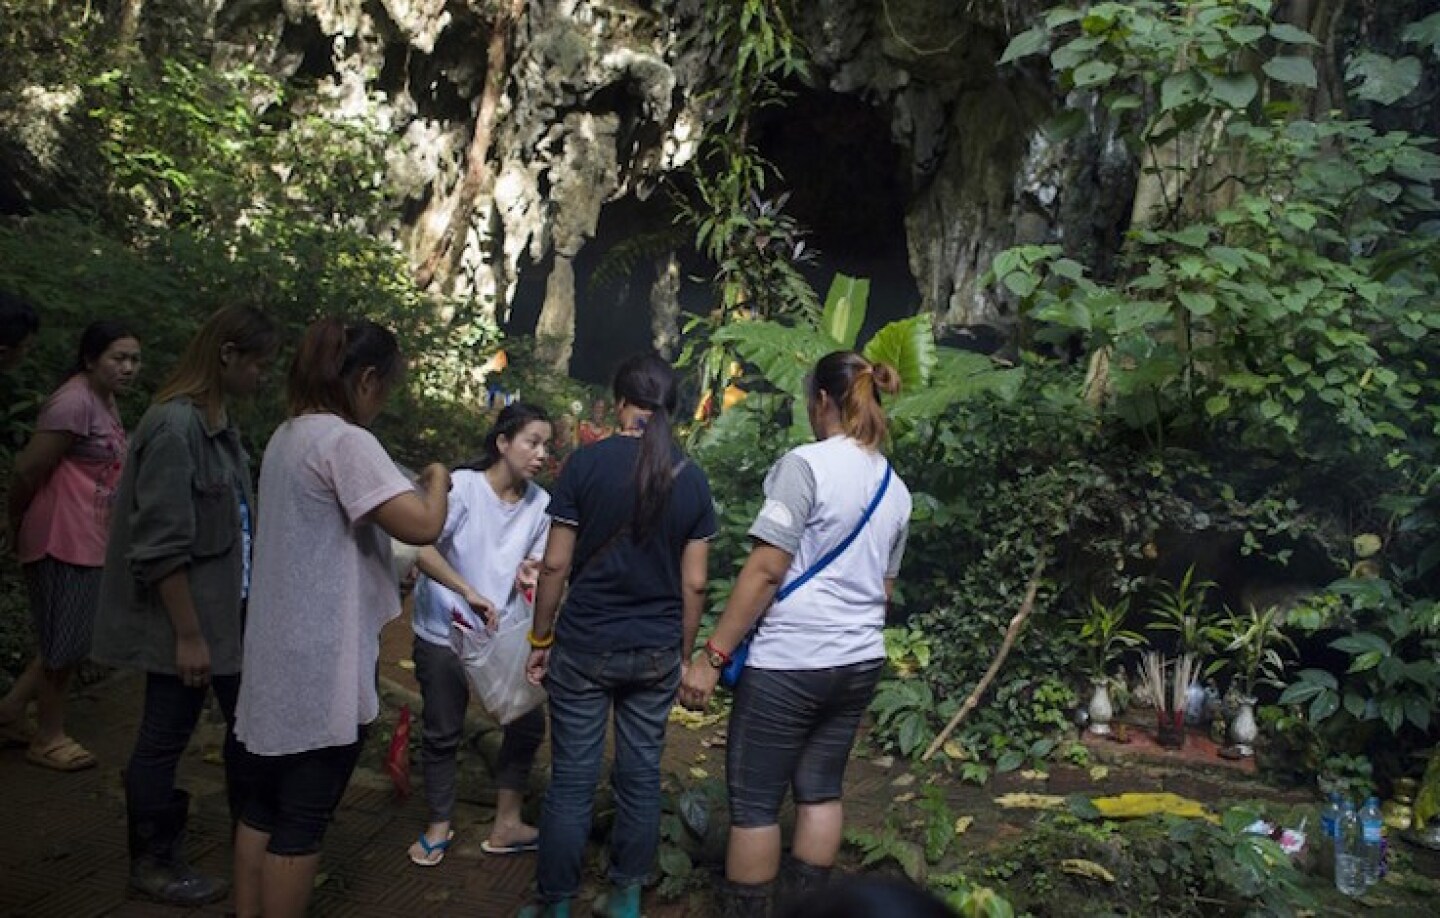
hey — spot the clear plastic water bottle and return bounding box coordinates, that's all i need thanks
[1335,800,1366,897]
[1319,792,1341,875]
[1359,796,1385,887]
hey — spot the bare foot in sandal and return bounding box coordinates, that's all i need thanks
[408,824,454,867]
[27,736,97,771]
[482,821,539,855]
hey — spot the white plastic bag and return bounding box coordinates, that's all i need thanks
[449,597,546,725]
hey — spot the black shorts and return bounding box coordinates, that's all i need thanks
[233,726,368,856]
[726,660,882,828]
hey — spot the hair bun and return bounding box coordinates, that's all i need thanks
[871,362,901,396]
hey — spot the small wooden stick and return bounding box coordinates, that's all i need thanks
[921,553,1049,763]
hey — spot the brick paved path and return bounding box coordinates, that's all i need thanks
[0,667,545,918]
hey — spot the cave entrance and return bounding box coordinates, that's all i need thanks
[750,86,918,339]
[507,87,918,384]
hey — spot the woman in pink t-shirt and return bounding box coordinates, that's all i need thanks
[0,320,141,770]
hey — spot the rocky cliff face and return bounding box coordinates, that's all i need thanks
[10,1,1418,364]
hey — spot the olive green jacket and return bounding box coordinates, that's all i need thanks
[92,397,253,676]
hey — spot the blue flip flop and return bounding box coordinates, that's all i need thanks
[481,838,539,856]
[409,829,454,867]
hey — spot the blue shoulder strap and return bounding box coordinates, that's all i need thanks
[775,462,892,602]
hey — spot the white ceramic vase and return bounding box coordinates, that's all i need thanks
[1230,695,1258,756]
[1087,678,1114,736]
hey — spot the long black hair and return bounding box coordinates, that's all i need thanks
[613,353,680,540]
[457,401,551,472]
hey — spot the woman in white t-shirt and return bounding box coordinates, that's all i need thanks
[680,350,912,917]
[406,402,553,866]
[232,318,450,918]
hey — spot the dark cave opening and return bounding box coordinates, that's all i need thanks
[507,86,919,385]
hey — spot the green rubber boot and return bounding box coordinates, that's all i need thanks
[591,882,641,917]
[517,901,572,918]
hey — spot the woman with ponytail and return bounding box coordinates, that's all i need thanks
[520,354,716,918]
[406,402,553,866]
[231,318,450,918]
[680,351,914,918]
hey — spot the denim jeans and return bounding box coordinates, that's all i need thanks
[535,643,680,902]
[727,660,882,827]
[125,671,242,822]
[412,635,545,822]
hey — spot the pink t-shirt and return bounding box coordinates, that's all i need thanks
[17,375,127,567]
[235,414,416,756]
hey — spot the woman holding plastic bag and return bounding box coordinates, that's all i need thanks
[680,351,913,917]
[406,402,554,866]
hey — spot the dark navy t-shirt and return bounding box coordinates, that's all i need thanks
[548,435,717,651]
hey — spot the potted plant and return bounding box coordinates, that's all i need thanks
[1078,595,1144,735]
[1220,604,1295,757]
[1146,566,1225,725]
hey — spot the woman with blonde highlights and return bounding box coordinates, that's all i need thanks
[681,351,913,917]
[94,306,277,906]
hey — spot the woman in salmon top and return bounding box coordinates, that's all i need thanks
[1,320,141,770]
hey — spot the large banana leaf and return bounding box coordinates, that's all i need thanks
[889,348,1024,421]
[863,315,937,390]
[712,321,832,399]
[820,273,869,348]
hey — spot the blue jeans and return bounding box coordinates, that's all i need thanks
[535,644,680,902]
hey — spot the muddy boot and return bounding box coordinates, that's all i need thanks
[719,878,772,918]
[128,790,229,906]
[591,882,641,917]
[777,856,831,912]
[517,901,572,918]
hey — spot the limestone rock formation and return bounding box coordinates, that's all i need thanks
[6,0,1423,368]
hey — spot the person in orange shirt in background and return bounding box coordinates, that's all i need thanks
[576,398,612,446]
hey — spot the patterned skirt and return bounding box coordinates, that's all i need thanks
[23,557,101,668]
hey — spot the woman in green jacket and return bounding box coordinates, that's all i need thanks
[92,306,277,907]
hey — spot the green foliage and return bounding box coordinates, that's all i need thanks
[676,0,816,411]
[1077,595,1144,676]
[1146,566,1224,661]
[973,805,1313,916]
[1279,577,1440,743]
[1218,603,1294,698]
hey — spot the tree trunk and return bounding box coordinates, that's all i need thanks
[414,0,525,292]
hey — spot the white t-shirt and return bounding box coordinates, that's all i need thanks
[412,469,551,646]
[746,436,911,670]
[235,414,415,756]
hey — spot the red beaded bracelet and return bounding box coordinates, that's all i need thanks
[703,639,732,665]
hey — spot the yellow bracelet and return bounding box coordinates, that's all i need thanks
[527,629,556,649]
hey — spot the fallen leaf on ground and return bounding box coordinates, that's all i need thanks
[942,741,966,760]
[871,755,895,769]
[954,816,974,835]
[1020,769,1049,782]
[891,773,916,788]
[1092,792,1215,822]
[994,793,1065,810]
[689,767,709,779]
[1089,765,1109,782]
[1061,859,1115,882]
[894,792,917,803]
[398,659,415,671]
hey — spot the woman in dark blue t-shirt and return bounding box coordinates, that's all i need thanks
[522,354,716,917]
